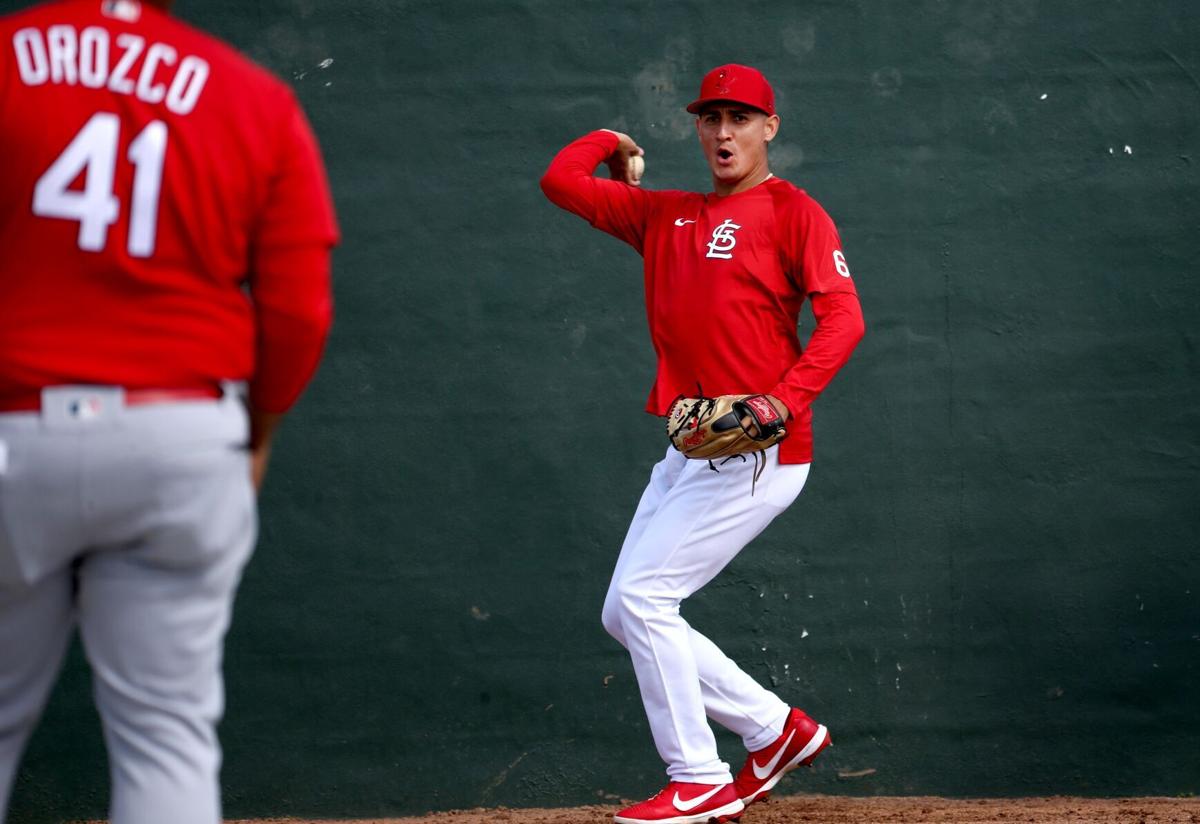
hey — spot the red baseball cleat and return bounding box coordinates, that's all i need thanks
[613,781,745,823]
[733,708,831,805]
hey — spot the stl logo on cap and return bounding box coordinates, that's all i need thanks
[715,69,730,95]
[686,64,776,116]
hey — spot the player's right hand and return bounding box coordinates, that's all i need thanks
[603,130,645,186]
[247,409,284,493]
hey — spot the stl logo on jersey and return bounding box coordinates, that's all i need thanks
[706,219,742,260]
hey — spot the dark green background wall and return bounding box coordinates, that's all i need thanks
[4,0,1198,819]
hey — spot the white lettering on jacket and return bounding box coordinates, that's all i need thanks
[13,25,209,115]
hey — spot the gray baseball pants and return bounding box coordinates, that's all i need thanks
[0,387,256,824]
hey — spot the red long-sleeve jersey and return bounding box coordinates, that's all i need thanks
[0,0,339,413]
[541,130,864,464]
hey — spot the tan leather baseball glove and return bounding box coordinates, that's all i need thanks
[666,394,788,461]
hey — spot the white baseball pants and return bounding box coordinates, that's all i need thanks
[0,388,256,824]
[602,445,810,784]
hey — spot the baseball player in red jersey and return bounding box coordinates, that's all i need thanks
[541,65,865,823]
[0,1,337,822]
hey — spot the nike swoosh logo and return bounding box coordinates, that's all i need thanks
[674,218,696,226]
[672,785,723,812]
[752,728,796,779]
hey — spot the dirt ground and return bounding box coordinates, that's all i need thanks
[226,795,1200,824]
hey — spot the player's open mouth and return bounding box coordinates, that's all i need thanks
[716,148,734,164]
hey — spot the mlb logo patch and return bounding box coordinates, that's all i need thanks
[67,396,104,420]
[102,0,142,23]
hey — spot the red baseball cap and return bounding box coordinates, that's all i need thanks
[686,64,776,116]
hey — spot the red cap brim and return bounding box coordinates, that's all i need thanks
[686,97,773,115]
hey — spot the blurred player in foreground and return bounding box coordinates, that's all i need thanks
[0,1,338,821]
[542,64,864,823]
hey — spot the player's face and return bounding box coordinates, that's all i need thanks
[695,105,780,195]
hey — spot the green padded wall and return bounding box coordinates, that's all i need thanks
[3,0,1198,820]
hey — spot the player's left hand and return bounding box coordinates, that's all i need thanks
[668,393,788,461]
[742,394,789,437]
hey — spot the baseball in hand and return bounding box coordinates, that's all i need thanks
[629,154,645,181]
